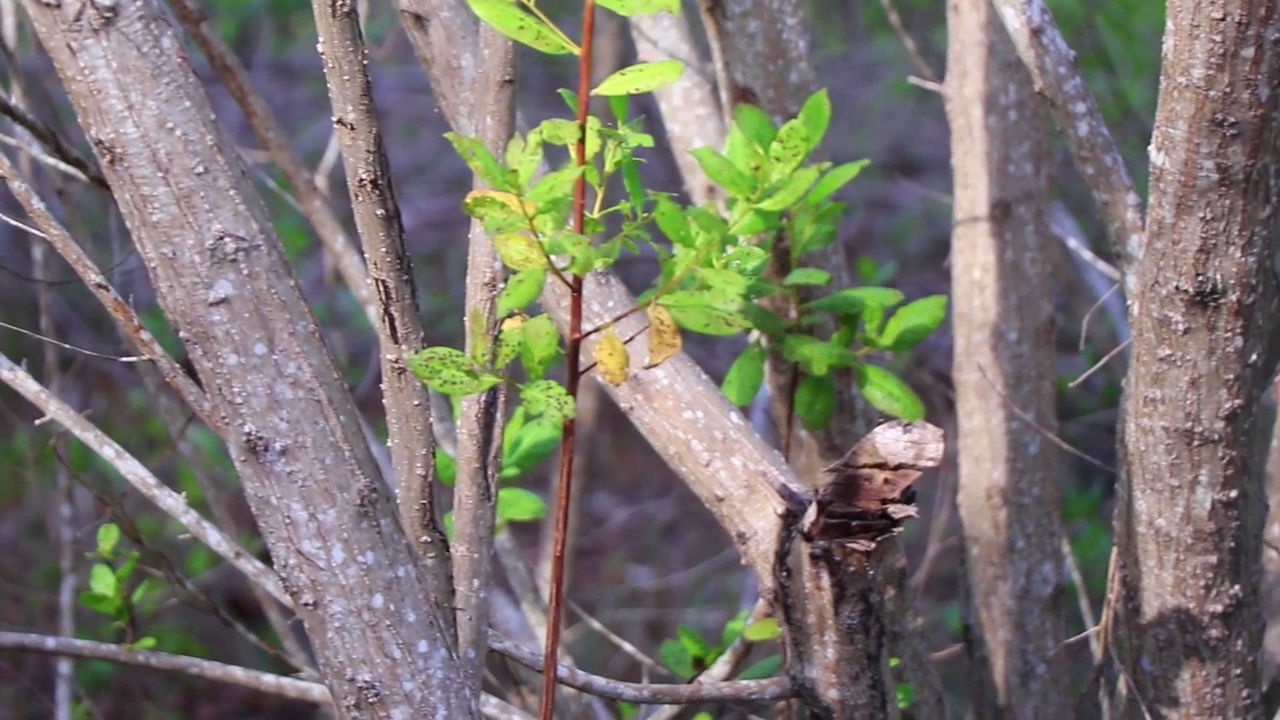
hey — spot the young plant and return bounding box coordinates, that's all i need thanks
[79,523,159,649]
[406,0,947,715]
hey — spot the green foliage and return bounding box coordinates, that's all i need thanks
[416,0,949,549]
[79,523,160,649]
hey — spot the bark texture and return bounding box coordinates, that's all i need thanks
[1117,0,1280,715]
[21,2,465,717]
[945,1,1071,717]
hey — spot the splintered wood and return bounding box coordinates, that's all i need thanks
[800,420,944,552]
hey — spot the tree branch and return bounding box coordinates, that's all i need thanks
[988,0,1146,283]
[306,0,454,634]
[0,632,329,704]
[489,634,793,705]
[0,350,293,609]
[454,20,517,709]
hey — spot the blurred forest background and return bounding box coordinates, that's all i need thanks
[0,0,1176,717]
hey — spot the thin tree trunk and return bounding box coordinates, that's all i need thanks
[944,1,1071,717]
[1116,1,1280,715]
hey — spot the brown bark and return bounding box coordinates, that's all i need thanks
[1116,1,1280,716]
[21,1,466,717]
[945,1,1071,716]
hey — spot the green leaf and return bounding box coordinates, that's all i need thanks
[804,286,904,316]
[498,268,547,316]
[506,133,544,189]
[678,625,713,660]
[131,636,158,650]
[435,448,457,486]
[782,268,832,286]
[521,379,576,422]
[659,290,752,336]
[725,245,770,275]
[89,563,118,600]
[494,233,546,271]
[796,89,832,152]
[502,415,562,478]
[721,609,749,647]
[768,119,810,180]
[96,523,121,559]
[466,0,577,55]
[722,343,767,406]
[496,487,548,522]
[897,682,918,710]
[495,319,524,368]
[804,159,870,205]
[445,132,511,190]
[733,103,777,149]
[79,590,117,616]
[652,195,692,246]
[737,654,783,680]
[519,314,561,378]
[690,147,756,198]
[526,165,584,204]
[115,550,139,585]
[727,208,773,236]
[406,346,503,396]
[755,166,820,212]
[856,364,925,421]
[879,295,948,351]
[781,335,858,375]
[659,638,696,679]
[596,0,681,15]
[592,60,685,96]
[795,373,836,430]
[130,577,157,606]
[742,617,782,642]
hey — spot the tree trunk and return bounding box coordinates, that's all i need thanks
[1116,1,1280,715]
[945,0,1071,717]
[21,2,468,717]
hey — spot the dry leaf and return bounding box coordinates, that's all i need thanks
[645,304,682,367]
[595,326,630,385]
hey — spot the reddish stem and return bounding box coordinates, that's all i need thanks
[540,2,595,718]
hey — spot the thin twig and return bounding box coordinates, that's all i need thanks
[0,351,293,609]
[495,634,793,705]
[976,363,1115,475]
[0,319,146,363]
[1068,338,1131,390]
[878,0,939,83]
[0,632,330,704]
[0,150,216,431]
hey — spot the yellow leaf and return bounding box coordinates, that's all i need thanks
[500,314,527,332]
[594,326,630,385]
[463,189,537,217]
[493,233,546,271]
[645,304,682,367]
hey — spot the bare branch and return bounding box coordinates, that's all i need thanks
[0,631,331,704]
[305,0,452,626]
[0,350,294,609]
[989,0,1146,281]
[0,150,216,432]
[489,634,793,705]
[453,21,517,707]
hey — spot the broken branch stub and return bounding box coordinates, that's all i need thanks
[801,421,944,552]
